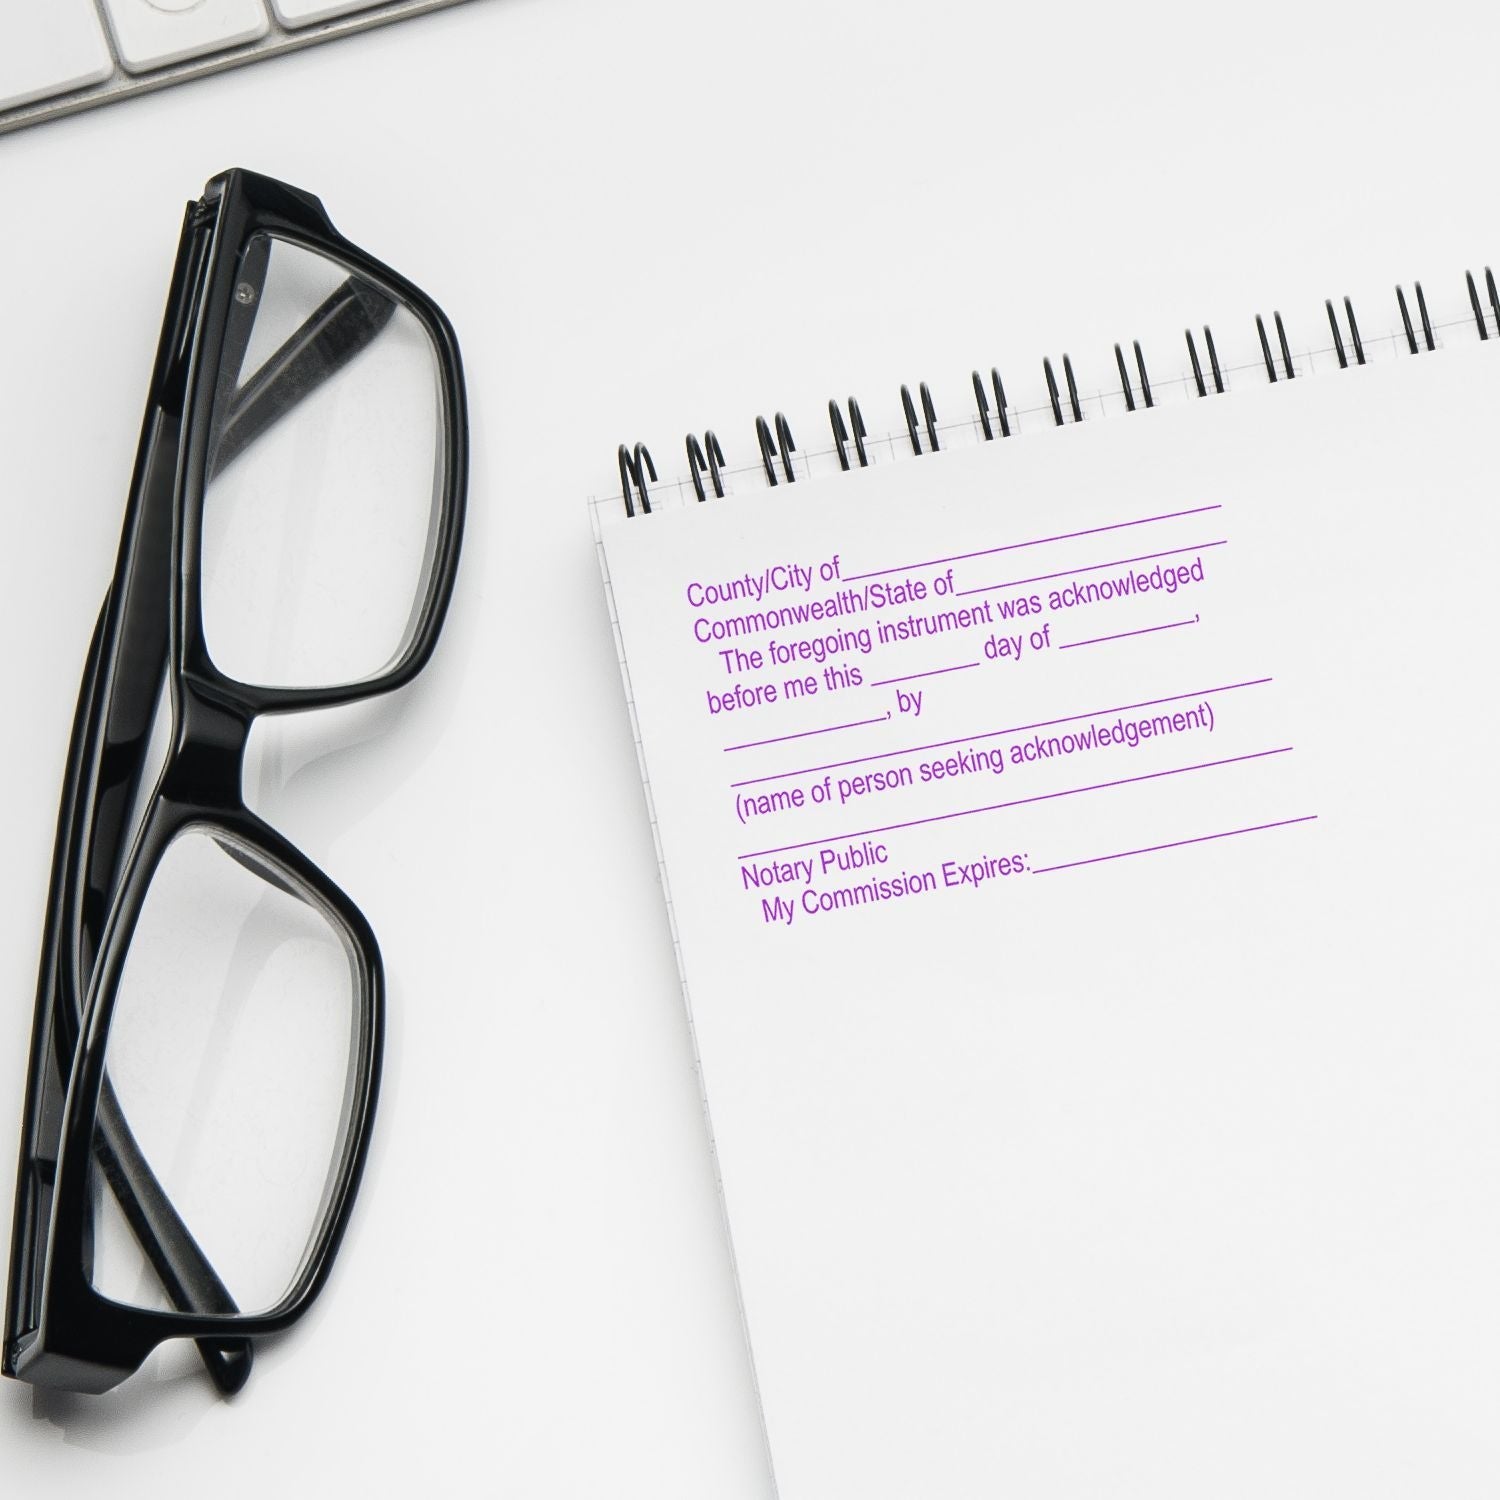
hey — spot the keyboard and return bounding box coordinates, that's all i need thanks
[0,0,476,134]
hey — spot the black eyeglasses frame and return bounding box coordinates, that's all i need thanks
[4,167,467,1395]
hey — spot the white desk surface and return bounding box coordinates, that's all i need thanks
[3,1,1499,1494]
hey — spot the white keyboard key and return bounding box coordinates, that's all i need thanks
[272,0,389,26]
[0,0,114,111]
[100,0,271,75]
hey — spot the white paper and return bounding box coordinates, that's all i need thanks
[598,343,1500,1499]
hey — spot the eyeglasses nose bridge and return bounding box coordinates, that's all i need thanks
[159,681,252,806]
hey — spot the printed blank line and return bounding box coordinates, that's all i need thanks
[842,504,1224,582]
[724,712,891,754]
[1060,615,1199,651]
[727,675,1272,789]
[869,662,979,688]
[1032,815,1318,875]
[955,539,1226,598]
[737,746,1293,860]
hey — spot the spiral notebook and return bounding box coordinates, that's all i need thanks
[592,284,1500,1498]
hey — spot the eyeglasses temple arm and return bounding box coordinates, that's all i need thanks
[207,277,397,481]
[94,1086,252,1393]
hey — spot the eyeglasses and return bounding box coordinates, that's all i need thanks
[3,169,467,1395]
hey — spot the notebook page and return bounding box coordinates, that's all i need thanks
[596,343,1500,1499]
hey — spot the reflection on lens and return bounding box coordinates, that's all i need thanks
[87,828,361,1319]
[201,233,446,691]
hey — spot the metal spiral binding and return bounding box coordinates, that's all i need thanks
[972,368,1011,439]
[686,431,726,501]
[755,413,796,485]
[1325,297,1366,369]
[1042,355,1082,425]
[1255,312,1295,382]
[1184,326,1224,397]
[1465,268,1499,340]
[829,398,869,470]
[900,382,940,454]
[1396,282,1434,353]
[1185,329,1206,397]
[617,442,655,517]
[614,266,1497,516]
[1114,340,1153,412]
